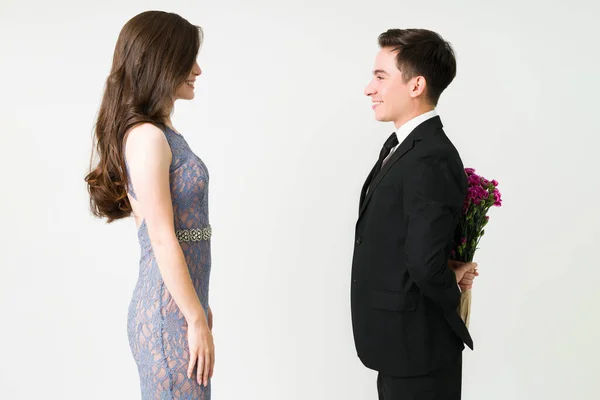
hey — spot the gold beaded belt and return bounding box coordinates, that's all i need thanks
[175,226,212,242]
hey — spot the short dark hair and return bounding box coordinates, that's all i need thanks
[378,29,456,106]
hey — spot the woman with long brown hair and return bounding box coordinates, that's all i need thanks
[85,11,214,399]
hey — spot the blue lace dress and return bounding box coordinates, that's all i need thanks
[125,125,212,399]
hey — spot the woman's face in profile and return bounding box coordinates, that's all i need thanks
[174,61,202,101]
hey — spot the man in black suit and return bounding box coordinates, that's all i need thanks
[350,29,479,400]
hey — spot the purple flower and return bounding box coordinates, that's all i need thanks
[461,237,467,244]
[491,179,499,187]
[465,168,476,176]
[468,174,482,186]
[493,189,502,206]
[467,184,489,205]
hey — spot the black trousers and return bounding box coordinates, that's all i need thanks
[377,355,462,400]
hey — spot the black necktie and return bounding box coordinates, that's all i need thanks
[360,132,399,207]
[374,132,399,177]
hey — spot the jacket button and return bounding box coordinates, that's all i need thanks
[356,237,362,245]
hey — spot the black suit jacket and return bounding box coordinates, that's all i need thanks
[350,116,473,377]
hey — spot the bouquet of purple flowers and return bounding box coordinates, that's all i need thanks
[452,167,502,328]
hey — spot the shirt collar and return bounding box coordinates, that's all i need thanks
[394,109,438,142]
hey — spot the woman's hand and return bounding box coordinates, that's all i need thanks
[186,317,215,387]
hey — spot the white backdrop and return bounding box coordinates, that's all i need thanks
[1,0,599,399]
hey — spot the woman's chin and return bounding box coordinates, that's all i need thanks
[175,92,195,101]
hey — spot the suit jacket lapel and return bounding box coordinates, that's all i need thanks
[358,136,416,217]
[357,116,443,218]
[359,161,379,210]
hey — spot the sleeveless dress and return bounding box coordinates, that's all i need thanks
[125,125,212,400]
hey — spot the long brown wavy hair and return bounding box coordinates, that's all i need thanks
[85,11,202,222]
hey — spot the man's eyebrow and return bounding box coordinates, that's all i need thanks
[373,69,389,75]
